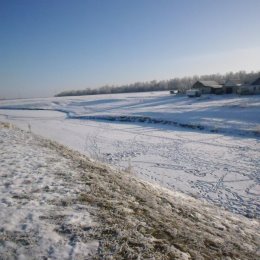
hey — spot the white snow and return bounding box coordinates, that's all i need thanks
[1,91,260,136]
[0,124,98,259]
[1,123,259,260]
[0,91,259,218]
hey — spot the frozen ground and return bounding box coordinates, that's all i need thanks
[1,122,259,260]
[0,92,259,218]
[0,123,98,259]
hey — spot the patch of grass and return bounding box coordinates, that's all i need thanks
[0,122,12,128]
[28,131,260,259]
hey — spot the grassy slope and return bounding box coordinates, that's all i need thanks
[1,122,259,260]
[41,131,259,259]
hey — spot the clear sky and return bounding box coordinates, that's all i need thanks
[1,0,260,98]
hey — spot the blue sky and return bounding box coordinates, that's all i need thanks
[1,0,260,98]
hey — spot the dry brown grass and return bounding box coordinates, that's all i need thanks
[0,122,13,128]
[1,122,259,260]
[41,137,260,260]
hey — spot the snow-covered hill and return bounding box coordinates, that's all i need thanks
[0,122,259,260]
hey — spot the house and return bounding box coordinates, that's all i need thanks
[237,77,260,95]
[191,80,223,94]
[223,79,242,94]
[251,77,260,86]
[237,85,256,95]
[250,77,260,94]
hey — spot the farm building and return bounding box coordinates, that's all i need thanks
[251,77,260,94]
[191,80,223,94]
[237,77,260,95]
[237,85,260,95]
[223,79,242,94]
[251,77,260,86]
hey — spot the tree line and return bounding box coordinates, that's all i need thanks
[55,70,260,97]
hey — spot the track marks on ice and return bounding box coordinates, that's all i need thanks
[102,131,260,218]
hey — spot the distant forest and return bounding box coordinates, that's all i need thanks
[55,70,260,97]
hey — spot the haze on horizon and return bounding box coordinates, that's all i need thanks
[1,0,260,99]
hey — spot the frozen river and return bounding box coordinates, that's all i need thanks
[0,108,259,218]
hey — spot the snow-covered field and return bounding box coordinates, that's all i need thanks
[1,91,260,136]
[0,91,259,217]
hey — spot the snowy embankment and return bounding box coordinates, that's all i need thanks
[0,122,260,260]
[0,122,98,259]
